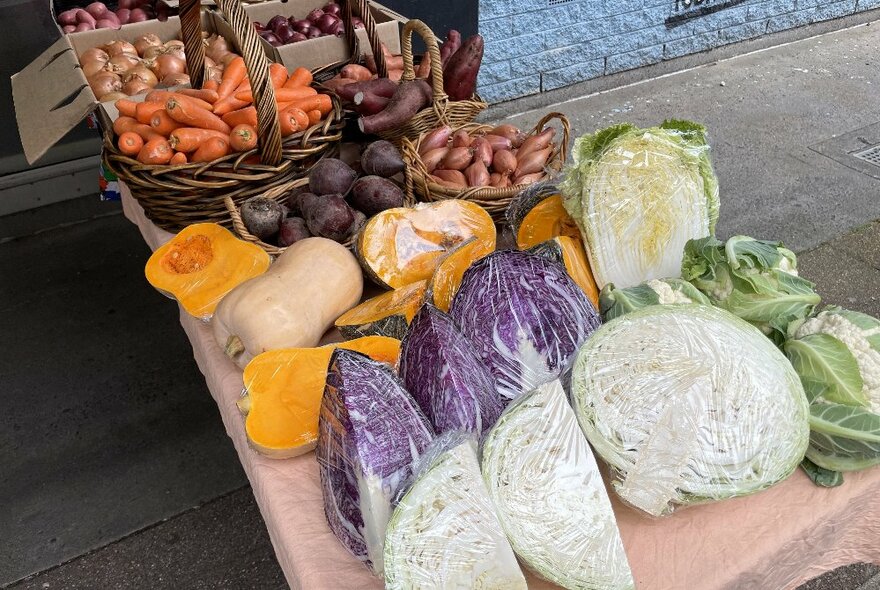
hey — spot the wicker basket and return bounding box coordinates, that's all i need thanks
[102,0,344,232]
[312,0,392,83]
[375,20,487,145]
[401,112,571,221]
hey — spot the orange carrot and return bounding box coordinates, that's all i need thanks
[341,64,372,82]
[204,80,219,91]
[135,101,166,124]
[136,138,173,164]
[113,116,163,141]
[212,93,250,116]
[191,136,230,162]
[307,109,322,126]
[229,124,258,152]
[165,98,231,134]
[221,106,258,129]
[218,56,246,99]
[115,98,138,118]
[150,109,183,135]
[145,90,213,111]
[170,151,188,165]
[234,85,316,103]
[177,88,220,104]
[283,66,312,88]
[169,128,230,152]
[269,63,289,88]
[285,94,332,116]
[117,131,143,156]
[279,107,309,137]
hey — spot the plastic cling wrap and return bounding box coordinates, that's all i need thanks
[482,380,635,590]
[384,434,527,590]
[449,249,601,401]
[571,305,810,517]
[317,349,434,573]
[562,120,720,289]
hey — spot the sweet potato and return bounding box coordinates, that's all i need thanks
[322,77,357,94]
[309,158,358,196]
[443,34,484,101]
[338,78,399,102]
[349,176,404,216]
[341,64,373,82]
[358,80,430,134]
[240,196,284,240]
[360,141,405,177]
[353,92,389,116]
[305,194,357,241]
[439,30,461,67]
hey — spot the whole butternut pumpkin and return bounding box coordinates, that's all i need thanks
[212,237,364,369]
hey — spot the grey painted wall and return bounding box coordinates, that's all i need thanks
[477,0,880,103]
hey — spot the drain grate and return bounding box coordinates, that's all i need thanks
[853,145,880,167]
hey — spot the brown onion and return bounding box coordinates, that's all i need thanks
[122,78,151,95]
[104,40,136,57]
[162,45,186,61]
[89,72,122,98]
[107,54,140,73]
[205,67,223,84]
[79,47,109,64]
[204,56,216,68]
[159,73,190,88]
[219,52,239,66]
[151,54,185,79]
[133,33,162,56]
[489,124,527,148]
[142,45,165,60]
[99,91,128,102]
[124,64,158,87]
[204,35,230,62]
[81,58,109,78]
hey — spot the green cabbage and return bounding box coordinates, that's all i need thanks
[562,120,719,289]
[681,235,821,343]
[599,278,711,322]
[571,305,810,516]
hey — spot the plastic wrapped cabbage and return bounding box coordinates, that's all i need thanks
[400,304,504,434]
[317,349,434,573]
[482,380,634,589]
[450,249,601,401]
[599,278,711,321]
[682,235,821,342]
[784,306,880,474]
[384,434,527,589]
[562,120,719,289]
[571,305,810,516]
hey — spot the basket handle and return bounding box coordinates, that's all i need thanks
[530,112,571,165]
[179,0,283,167]
[400,20,447,104]
[341,0,387,78]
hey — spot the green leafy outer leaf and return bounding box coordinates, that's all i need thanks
[784,334,866,406]
[799,458,844,487]
[599,283,661,321]
[806,402,880,472]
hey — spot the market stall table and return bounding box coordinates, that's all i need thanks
[121,184,880,590]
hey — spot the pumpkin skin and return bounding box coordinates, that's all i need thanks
[145,223,270,319]
[239,336,400,458]
[506,184,581,249]
[212,237,364,369]
[529,236,600,308]
[335,280,428,340]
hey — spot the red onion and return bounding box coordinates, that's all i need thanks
[275,23,297,44]
[325,20,344,36]
[57,9,78,26]
[85,2,108,19]
[262,32,281,46]
[117,0,136,9]
[290,19,312,34]
[75,22,94,31]
[268,15,288,32]
[306,27,322,39]
[62,24,77,33]
[128,8,148,22]
[253,21,265,31]
[314,13,339,34]
[306,8,324,22]
[352,17,364,29]
[289,31,307,43]
[323,2,341,16]
[75,9,96,25]
[115,9,130,24]
[96,18,120,29]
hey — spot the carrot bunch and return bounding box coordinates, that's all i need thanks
[113,57,333,165]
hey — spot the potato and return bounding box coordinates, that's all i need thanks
[278,217,311,247]
[349,176,404,216]
[361,140,405,178]
[305,194,357,242]
[308,158,358,196]
[240,197,283,241]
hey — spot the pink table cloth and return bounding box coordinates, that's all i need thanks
[122,186,880,590]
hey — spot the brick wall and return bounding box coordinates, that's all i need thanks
[478,0,878,103]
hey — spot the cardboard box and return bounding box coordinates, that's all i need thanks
[225,0,405,72]
[11,14,216,164]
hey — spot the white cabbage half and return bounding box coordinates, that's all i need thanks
[571,305,810,516]
[481,380,634,590]
[384,437,526,590]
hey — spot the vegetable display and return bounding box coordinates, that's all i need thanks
[384,435,526,589]
[239,336,399,458]
[399,304,503,434]
[599,277,712,322]
[317,349,434,573]
[449,249,601,401]
[562,120,720,288]
[482,380,634,589]
[784,306,880,475]
[682,235,820,342]
[254,2,356,47]
[571,305,810,516]
[212,237,363,369]
[144,222,269,318]
[57,0,170,32]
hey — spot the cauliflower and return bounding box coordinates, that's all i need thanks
[647,279,694,305]
[795,308,880,412]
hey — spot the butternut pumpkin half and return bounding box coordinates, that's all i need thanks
[213,237,363,369]
[239,335,401,458]
[145,223,270,319]
[506,183,581,249]
[356,200,496,289]
[529,236,600,308]
[334,280,428,340]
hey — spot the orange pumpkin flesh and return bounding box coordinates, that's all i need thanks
[529,236,600,308]
[145,223,270,318]
[335,280,428,339]
[239,336,400,458]
[515,194,581,249]
[357,201,496,288]
[430,238,490,312]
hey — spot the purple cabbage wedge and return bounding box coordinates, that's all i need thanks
[450,249,602,400]
[317,348,434,574]
[400,303,504,434]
